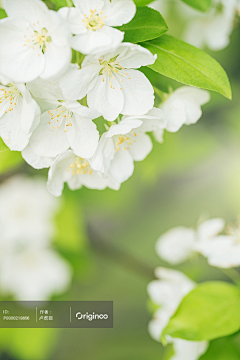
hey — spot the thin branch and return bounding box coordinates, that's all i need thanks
[87,223,156,280]
[0,163,28,184]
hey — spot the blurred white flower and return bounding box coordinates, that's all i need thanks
[156,218,225,265]
[184,0,238,51]
[0,248,72,301]
[47,149,120,197]
[171,339,209,360]
[159,86,210,134]
[0,175,72,301]
[0,175,59,247]
[60,43,156,121]
[28,78,100,159]
[0,0,71,82]
[147,268,208,359]
[91,108,166,183]
[0,82,40,151]
[196,223,240,268]
[59,0,136,55]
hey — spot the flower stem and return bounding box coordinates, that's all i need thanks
[220,268,240,285]
[153,86,167,101]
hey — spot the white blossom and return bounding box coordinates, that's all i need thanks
[60,43,156,121]
[156,218,225,265]
[28,78,100,159]
[0,175,72,301]
[0,82,40,150]
[147,268,208,360]
[59,0,136,55]
[196,222,240,268]
[184,0,238,51]
[0,0,71,82]
[47,149,120,197]
[0,248,72,301]
[91,108,166,183]
[0,175,59,247]
[159,86,210,134]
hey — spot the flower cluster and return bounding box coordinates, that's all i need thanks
[156,217,240,268]
[0,175,72,300]
[147,267,208,360]
[0,0,210,197]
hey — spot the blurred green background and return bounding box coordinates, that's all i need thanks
[1,3,240,360]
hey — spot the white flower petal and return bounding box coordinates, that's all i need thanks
[128,132,153,161]
[30,111,69,157]
[103,0,136,26]
[27,77,65,102]
[148,309,171,342]
[40,43,71,80]
[71,26,123,55]
[106,119,142,137]
[66,115,99,158]
[197,218,225,242]
[120,69,154,116]
[172,339,208,360]
[0,248,72,301]
[161,98,187,133]
[88,74,124,121]
[5,0,49,22]
[174,86,210,107]
[0,18,45,82]
[0,101,31,151]
[91,134,115,174]
[73,0,104,14]
[22,143,54,170]
[156,227,196,265]
[117,43,157,69]
[109,147,134,183]
[153,128,164,143]
[47,150,75,197]
[60,65,99,101]
[18,83,41,134]
[58,7,86,35]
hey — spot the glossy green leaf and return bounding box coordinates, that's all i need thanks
[181,0,212,12]
[46,0,72,10]
[200,338,240,360]
[116,7,168,43]
[141,35,232,99]
[134,0,152,5]
[162,282,240,341]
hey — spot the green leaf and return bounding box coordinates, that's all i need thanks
[0,8,7,19]
[141,35,232,99]
[134,0,152,5]
[45,0,72,10]
[199,337,240,360]
[162,282,240,342]
[116,7,168,43]
[181,0,212,12]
